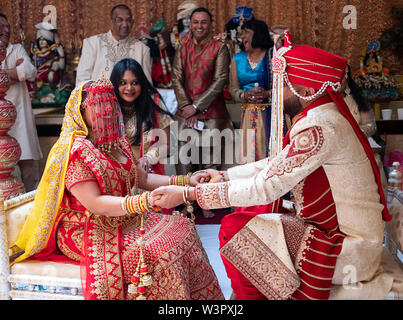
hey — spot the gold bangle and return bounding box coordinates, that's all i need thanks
[145,192,153,212]
[134,195,142,214]
[182,188,187,205]
[186,186,193,203]
[185,172,192,186]
[182,186,192,205]
[138,192,147,213]
[121,195,129,214]
[170,175,186,186]
[143,192,152,212]
[182,188,190,205]
[126,195,147,215]
[126,196,134,215]
[130,196,137,215]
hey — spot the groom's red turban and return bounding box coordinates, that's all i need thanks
[283,44,347,91]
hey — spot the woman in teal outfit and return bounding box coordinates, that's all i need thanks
[229,19,274,163]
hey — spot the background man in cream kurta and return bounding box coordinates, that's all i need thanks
[76,4,152,85]
[0,14,43,191]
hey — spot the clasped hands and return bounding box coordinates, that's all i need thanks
[149,169,226,209]
[244,87,271,104]
[176,104,201,129]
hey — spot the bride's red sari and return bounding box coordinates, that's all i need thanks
[38,136,223,300]
[18,80,223,300]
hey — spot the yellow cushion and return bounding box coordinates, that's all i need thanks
[387,196,403,252]
[10,260,80,279]
[6,201,34,248]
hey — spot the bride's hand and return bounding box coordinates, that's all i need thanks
[190,169,226,185]
[189,170,210,185]
[150,186,187,209]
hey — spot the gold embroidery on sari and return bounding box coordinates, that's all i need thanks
[77,138,136,300]
[121,214,224,300]
[57,227,83,262]
[65,157,97,190]
[56,207,87,261]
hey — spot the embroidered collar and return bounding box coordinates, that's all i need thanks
[99,31,138,69]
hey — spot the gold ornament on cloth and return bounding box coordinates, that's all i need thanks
[128,212,153,300]
[182,186,195,224]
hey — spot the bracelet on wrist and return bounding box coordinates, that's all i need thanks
[182,186,193,205]
[121,195,129,213]
[123,192,154,216]
[169,173,193,186]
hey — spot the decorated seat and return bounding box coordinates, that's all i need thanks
[0,190,82,300]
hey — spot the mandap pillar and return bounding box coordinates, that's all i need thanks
[0,52,25,200]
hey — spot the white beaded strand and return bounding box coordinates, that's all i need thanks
[284,73,341,101]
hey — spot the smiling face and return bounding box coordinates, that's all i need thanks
[111,7,133,40]
[0,17,11,46]
[240,28,254,52]
[118,70,142,105]
[190,11,211,43]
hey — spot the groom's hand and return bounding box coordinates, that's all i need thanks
[151,186,185,209]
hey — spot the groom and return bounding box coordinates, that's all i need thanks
[151,38,392,300]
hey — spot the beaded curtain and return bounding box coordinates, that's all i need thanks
[2,0,402,83]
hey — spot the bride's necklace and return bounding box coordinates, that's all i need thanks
[106,145,138,196]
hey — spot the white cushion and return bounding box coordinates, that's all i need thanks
[10,260,80,279]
